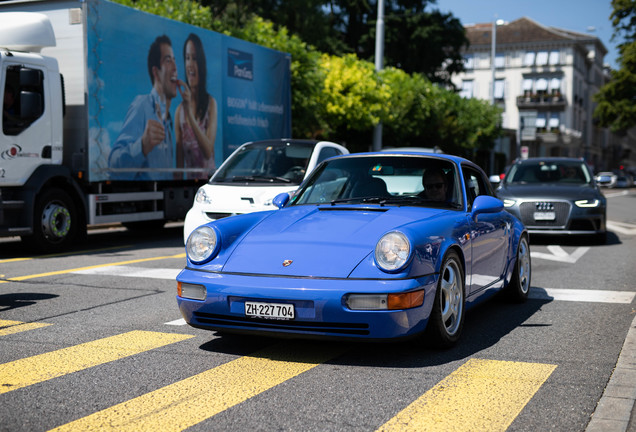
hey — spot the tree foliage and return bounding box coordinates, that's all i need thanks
[594,0,636,132]
[115,0,501,154]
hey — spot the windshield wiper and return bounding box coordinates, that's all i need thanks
[229,175,292,183]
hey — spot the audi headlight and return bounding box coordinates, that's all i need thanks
[575,199,600,208]
[186,226,220,264]
[195,187,212,204]
[375,231,411,272]
[503,199,516,208]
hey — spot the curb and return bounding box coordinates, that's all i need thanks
[586,313,636,432]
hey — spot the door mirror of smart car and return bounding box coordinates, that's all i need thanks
[471,195,503,218]
[273,192,290,209]
[488,175,501,187]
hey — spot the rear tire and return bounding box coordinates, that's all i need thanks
[22,188,78,252]
[506,235,531,302]
[425,250,465,348]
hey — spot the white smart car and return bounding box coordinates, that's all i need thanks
[183,139,349,243]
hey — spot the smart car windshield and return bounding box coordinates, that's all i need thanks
[505,160,592,185]
[212,141,315,185]
[289,155,462,209]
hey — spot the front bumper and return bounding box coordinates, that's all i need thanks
[504,200,606,235]
[176,269,438,341]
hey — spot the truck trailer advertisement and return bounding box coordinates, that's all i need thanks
[88,0,292,182]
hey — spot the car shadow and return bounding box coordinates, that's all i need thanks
[529,231,621,247]
[0,292,59,312]
[197,290,552,368]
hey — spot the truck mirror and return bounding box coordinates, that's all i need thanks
[20,91,43,119]
[20,67,43,87]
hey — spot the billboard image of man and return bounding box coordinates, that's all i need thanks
[109,35,183,180]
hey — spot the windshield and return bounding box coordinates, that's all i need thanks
[289,155,462,209]
[212,141,315,185]
[505,160,592,185]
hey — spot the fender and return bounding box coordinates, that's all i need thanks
[20,164,87,235]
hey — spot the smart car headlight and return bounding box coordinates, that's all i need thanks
[503,199,516,208]
[186,226,220,264]
[195,187,212,205]
[375,231,411,272]
[575,199,600,208]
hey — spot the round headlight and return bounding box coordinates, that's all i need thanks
[375,231,411,272]
[186,226,219,263]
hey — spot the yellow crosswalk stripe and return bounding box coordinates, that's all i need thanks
[0,320,52,337]
[377,358,557,432]
[0,330,193,394]
[50,342,346,432]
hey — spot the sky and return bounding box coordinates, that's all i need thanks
[433,0,619,69]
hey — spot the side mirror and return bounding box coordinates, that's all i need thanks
[20,91,43,120]
[471,195,503,218]
[489,175,501,186]
[273,192,290,209]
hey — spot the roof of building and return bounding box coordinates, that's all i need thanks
[465,17,607,55]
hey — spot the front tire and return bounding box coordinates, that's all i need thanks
[425,250,465,347]
[506,235,531,302]
[22,187,78,252]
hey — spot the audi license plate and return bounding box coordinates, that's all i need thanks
[534,211,556,221]
[245,301,294,320]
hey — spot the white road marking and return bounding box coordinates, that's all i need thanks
[607,220,636,235]
[68,265,634,325]
[531,246,590,263]
[530,288,635,304]
[165,319,187,326]
[73,265,181,279]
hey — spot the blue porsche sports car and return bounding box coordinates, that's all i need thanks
[177,152,530,346]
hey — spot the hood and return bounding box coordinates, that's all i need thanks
[222,205,448,278]
[497,183,600,200]
[199,184,297,213]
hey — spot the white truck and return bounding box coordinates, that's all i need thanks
[0,0,291,251]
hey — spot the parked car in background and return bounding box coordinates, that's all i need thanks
[615,175,633,188]
[495,158,606,242]
[594,172,618,188]
[178,151,530,346]
[183,139,349,243]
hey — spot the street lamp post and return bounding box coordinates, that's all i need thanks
[372,0,385,151]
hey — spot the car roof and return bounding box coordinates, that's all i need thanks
[513,157,586,164]
[337,150,479,168]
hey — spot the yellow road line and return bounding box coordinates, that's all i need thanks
[0,245,135,264]
[0,320,52,337]
[0,330,193,394]
[0,253,186,284]
[378,358,557,432]
[51,342,346,432]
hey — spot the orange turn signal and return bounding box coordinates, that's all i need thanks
[387,290,425,310]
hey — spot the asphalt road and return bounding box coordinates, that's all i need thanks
[0,189,635,431]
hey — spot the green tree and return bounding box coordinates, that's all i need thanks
[114,0,501,156]
[115,0,217,29]
[594,0,636,132]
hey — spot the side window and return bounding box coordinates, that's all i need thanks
[316,147,341,164]
[3,65,45,136]
[462,166,493,209]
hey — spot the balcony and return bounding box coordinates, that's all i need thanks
[517,93,566,110]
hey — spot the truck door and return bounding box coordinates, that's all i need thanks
[2,63,49,185]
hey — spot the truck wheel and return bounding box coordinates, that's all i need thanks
[23,188,78,252]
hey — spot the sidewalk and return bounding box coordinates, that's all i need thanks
[586,314,636,431]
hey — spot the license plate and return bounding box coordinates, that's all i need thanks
[534,211,556,221]
[245,301,295,320]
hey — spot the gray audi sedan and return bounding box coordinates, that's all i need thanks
[494,157,607,242]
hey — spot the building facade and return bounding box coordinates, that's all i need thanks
[451,17,622,173]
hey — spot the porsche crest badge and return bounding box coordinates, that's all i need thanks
[282,260,293,267]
